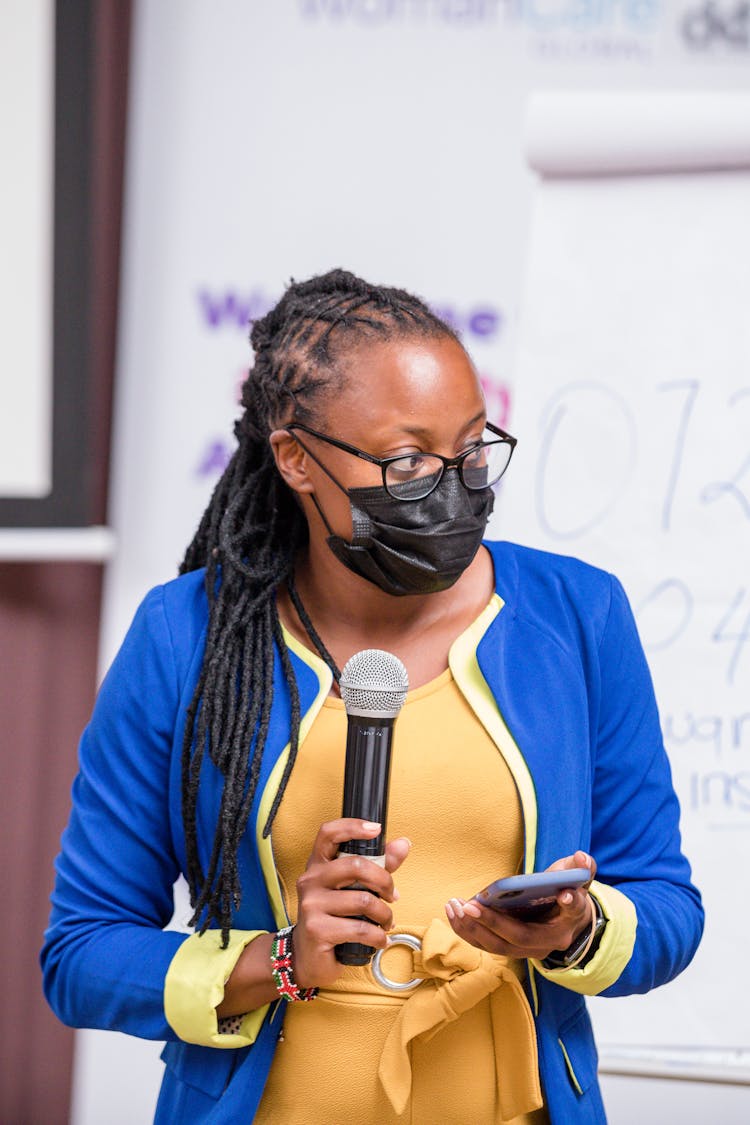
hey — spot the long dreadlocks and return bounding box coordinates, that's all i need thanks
[180,268,459,943]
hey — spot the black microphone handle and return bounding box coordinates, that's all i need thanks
[335,715,395,967]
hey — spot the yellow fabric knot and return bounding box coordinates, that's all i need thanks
[377,918,543,1122]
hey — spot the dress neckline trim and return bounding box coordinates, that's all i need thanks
[279,592,504,703]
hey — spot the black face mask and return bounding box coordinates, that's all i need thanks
[312,468,495,597]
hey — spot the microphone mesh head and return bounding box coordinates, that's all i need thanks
[339,649,409,718]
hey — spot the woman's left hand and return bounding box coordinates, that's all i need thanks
[445,850,597,961]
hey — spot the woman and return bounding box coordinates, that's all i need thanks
[42,269,703,1124]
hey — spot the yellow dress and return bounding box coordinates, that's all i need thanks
[255,661,548,1125]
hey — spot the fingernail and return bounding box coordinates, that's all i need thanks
[561,892,573,905]
[362,821,381,831]
[445,901,455,920]
[463,901,481,918]
[451,897,465,919]
[392,888,400,901]
[403,838,413,849]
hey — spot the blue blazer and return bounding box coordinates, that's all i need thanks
[41,541,703,1123]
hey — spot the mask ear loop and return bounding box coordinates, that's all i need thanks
[286,429,350,538]
[308,492,336,538]
[283,429,345,682]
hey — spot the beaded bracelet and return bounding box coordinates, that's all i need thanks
[270,926,319,1002]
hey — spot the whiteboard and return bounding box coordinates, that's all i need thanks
[505,94,750,1070]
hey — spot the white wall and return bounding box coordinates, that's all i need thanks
[0,0,53,498]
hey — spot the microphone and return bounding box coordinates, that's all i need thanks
[335,648,409,966]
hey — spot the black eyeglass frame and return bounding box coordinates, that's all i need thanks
[285,420,517,501]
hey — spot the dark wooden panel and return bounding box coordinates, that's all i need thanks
[0,562,103,1125]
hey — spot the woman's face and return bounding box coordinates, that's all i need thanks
[281,332,488,543]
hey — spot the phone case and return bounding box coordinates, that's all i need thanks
[474,868,590,912]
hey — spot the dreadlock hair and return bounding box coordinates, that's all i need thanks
[179,267,460,943]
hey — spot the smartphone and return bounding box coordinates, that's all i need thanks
[473,868,590,922]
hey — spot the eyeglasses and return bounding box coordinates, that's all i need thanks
[285,421,517,502]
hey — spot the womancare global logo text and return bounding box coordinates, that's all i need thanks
[298,0,505,24]
[295,0,665,62]
[297,0,661,42]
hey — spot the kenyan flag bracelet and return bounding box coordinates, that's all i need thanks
[270,926,319,1002]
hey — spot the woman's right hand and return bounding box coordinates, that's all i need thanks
[217,819,410,1017]
[292,818,411,990]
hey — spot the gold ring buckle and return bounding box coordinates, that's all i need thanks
[371,933,424,992]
